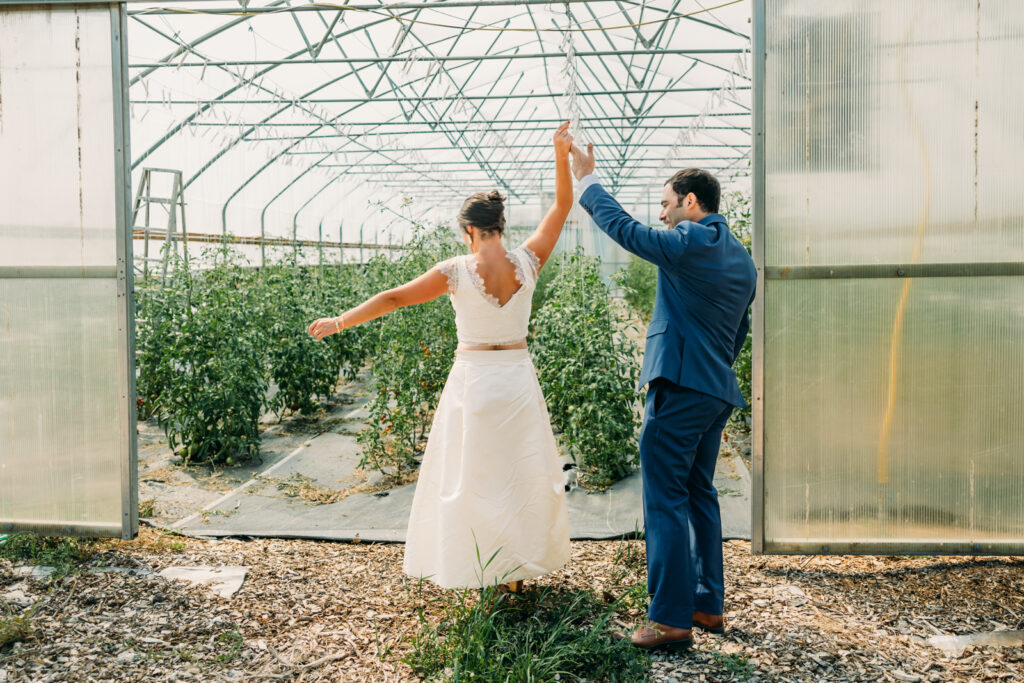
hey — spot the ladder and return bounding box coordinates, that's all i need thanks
[132,168,188,286]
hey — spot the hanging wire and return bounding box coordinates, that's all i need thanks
[646,45,751,198]
[557,3,587,260]
[554,2,587,303]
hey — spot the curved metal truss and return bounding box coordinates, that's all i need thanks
[127,0,752,245]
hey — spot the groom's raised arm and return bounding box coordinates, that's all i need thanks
[577,179,687,272]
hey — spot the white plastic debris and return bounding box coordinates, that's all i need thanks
[0,582,35,609]
[925,630,1024,657]
[158,566,249,598]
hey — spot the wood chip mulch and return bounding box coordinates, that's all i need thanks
[1,530,1022,682]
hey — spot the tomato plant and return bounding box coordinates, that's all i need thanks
[357,226,461,479]
[530,250,641,489]
[723,191,753,423]
[151,248,268,466]
[612,254,657,323]
[135,266,188,420]
[258,255,344,417]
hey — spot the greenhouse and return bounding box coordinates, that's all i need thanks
[1,0,1022,681]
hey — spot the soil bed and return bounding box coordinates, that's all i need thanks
[2,531,1021,681]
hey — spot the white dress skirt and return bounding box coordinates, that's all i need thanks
[403,348,570,589]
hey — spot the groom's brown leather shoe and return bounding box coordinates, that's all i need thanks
[693,611,725,634]
[617,621,693,652]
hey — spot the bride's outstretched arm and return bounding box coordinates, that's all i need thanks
[523,122,574,269]
[308,268,449,340]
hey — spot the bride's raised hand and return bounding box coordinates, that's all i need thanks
[553,121,573,158]
[308,316,343,341]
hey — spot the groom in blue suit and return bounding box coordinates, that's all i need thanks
[572,143,756,651]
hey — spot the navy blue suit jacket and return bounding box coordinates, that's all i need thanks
[579,182,756,407]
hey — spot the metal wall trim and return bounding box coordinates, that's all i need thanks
[0,266,117,279]
[0,1,115,5]
[750,0,767,555]
[111,1,138,541]
[765,262,1024,280]
[2,520,124,538]
[761,541,1024,556]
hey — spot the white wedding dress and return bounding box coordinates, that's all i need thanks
[402,245,571,589]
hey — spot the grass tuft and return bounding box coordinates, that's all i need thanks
[708,648,755,677]
[0,604,36,650]
[139,498,158,518]
[404,585,650,682]
[214,627,244,664]
[0,533,105,578]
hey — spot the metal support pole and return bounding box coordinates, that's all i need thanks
[129,48,749,68]
[132,86,751,105]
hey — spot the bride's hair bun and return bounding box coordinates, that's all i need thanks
[458,190,507,236]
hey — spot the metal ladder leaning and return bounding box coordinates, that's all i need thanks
[132,168,188,286]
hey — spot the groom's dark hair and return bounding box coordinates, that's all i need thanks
[667,168,720,213]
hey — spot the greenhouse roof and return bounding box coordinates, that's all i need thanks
[125,0,752,241]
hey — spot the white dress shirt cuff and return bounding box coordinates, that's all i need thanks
[577,173,601,196]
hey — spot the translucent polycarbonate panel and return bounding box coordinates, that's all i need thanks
[0,6,116,268]
[763,277,1024,547]
[0,279,124,530]
[764,0,1024,267]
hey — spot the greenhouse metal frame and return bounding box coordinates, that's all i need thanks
[118,0,753,255]
[1,0,753,539]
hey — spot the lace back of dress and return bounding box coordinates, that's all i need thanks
[438,246,539,346]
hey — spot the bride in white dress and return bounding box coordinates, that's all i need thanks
[309,123,575,590]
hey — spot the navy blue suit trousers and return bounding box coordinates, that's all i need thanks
[641,379,733,628]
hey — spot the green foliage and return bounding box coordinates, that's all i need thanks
[357,226,461,477]
[0,533,103,578]
[151,250,268,466]
[723,190,752,253]
[133,220,650,485]
[609,532,650,613]
[612,254,658,322]
[135,267,188,420]
[318,263,374,384]
[0,603,36,650]
[723,191,753,422]
[404,587,650,682]
[138,498,157,518]
[134,245,371,466]
[733,333,752,422]
[709,648,755,677]
[257,256,353,417]
[530,250,641,489]
[214,627,244,664]
[530,247,560,312]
